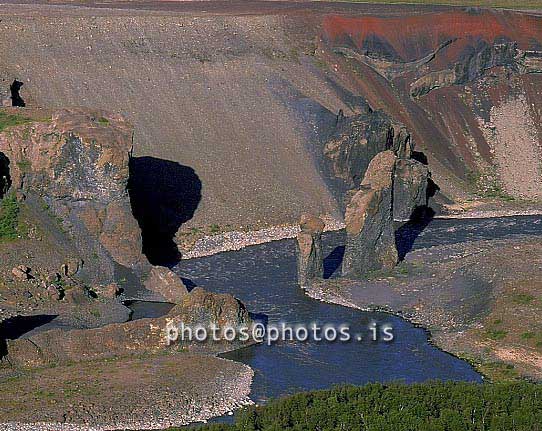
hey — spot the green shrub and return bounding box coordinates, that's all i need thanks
[512,293,536,305]
[485,328,508,340]
[0,193,21,241]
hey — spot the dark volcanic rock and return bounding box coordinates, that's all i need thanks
[410,41,542,98]
[342,150,398,278]
[324,110,412,189]
[296,214,325,287]
[393,158,430,221]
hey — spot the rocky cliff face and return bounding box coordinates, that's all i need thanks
[323,9,542,203]
[324,105,429,220]
[0,4,540,232]
[409,41,542,98]
[324,108,412,191]
[0,108,146,284]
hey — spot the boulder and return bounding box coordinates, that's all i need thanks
[63,286,92,305]
[144,266,188,303]
[95,283,120,298]
[11,265,32,280]
[6,287,253,367]
[342,150,398,278]
[46,285,62,300]
[168,287,252,333]
[296,214,325,287]
[393,158,430,221]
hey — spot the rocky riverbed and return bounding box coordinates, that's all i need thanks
[180,218,345,260]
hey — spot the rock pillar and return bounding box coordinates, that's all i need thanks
[296,214,325,287]
[342,150,398,278]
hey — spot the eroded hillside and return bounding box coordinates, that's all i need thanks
[0,2,541,240]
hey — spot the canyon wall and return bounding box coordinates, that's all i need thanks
[0,3,541,234]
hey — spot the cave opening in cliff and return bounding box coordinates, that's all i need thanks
[9,80,25,107]
[0,152,11,199]
[128,156,202,266]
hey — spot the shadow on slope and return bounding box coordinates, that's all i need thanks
[323,245,345,279]
[395,207,436,261]
[0,314,57,359]
[128,156,202,266]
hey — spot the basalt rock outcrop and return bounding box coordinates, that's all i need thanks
[296,214,325,287]
[0,108,146,284]
[325,107,429,220]
[409,41,542,98]
[6,287,252,368]
[324,108,412,190]
[393,158,430,221]
[342,150,398,278]
[1,6,542,227]
[322,10,542,203]
[336,40,542,99]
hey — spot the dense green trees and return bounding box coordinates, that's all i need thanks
[189,382,542,431]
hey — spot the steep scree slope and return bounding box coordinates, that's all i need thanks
[0,4,541,233]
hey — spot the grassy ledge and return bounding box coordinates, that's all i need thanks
[0,111,32,134]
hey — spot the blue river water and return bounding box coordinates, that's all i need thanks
[170,215,542,404]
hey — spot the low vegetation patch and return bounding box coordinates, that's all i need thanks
[476,361,522,382]
[183,382,542,431]
[0,193,22,241]
[466,169,515,202]
[0,111,32,133]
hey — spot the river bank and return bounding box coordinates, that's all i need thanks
[180,217,345,260]
[306,232,542,381]
[176,226,483,406]
[3,215,538,429]
[179,202,542,260]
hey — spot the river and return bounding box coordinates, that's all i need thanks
[170,215,542,404]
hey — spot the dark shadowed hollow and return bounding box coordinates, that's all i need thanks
[0,153,10,199]
[0,315,57,358]
[128,156,202,265]
[9,80,25,107]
